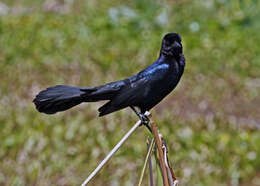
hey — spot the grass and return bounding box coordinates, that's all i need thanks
[0,0,260,185]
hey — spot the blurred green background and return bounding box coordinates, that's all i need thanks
[0,0,260,185]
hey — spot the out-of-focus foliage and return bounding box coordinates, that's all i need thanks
[0,0,259,185]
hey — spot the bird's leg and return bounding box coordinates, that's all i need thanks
[130,106,152,133]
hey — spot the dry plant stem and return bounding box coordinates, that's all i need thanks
[148,139,154,186]
[163,144,177,186]
[151,121,170,186]
[81,112,150,186]
[148,156,154,186]
[137,138,155,186]
[162,139,178,185]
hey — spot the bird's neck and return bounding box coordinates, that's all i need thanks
[159,53,180,63]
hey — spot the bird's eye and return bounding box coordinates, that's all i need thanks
[166,40,173,46]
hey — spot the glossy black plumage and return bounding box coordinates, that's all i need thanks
[33,33,185,116]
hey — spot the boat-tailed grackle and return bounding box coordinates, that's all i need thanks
[33,33,186,130]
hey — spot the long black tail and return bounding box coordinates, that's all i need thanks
[33,85,88,114]
[33,82,124,115]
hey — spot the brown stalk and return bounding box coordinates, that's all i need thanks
[150,120,170,186]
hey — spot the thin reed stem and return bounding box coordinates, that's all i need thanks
[81,118,144,185]
[137,138,155,186]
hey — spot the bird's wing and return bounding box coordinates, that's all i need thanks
[98,77,148,116]
[80,80,126,101]
[98,63,170,116]
[116,63,170,105]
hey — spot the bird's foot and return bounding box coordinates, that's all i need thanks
[130,106,152,133]
[140,113,150,124]
[139,113,152,133]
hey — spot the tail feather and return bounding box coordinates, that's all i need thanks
[33,82,124,115]
[33,85,88,114]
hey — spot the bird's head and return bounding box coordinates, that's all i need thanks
[160,33,183,59]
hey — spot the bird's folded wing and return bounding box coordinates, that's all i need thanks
[111,64,170,107]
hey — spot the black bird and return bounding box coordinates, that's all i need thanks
[33,33,185,131]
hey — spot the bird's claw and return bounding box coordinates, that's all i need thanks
[130,106,152,133]
[139,114,152,133]
[140,114,150,125]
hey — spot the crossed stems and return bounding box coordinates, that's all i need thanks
[130,106,152,133]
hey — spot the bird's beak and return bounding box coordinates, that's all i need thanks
[172,41,181,48]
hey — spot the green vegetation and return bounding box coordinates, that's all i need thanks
[0,0,260,185]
